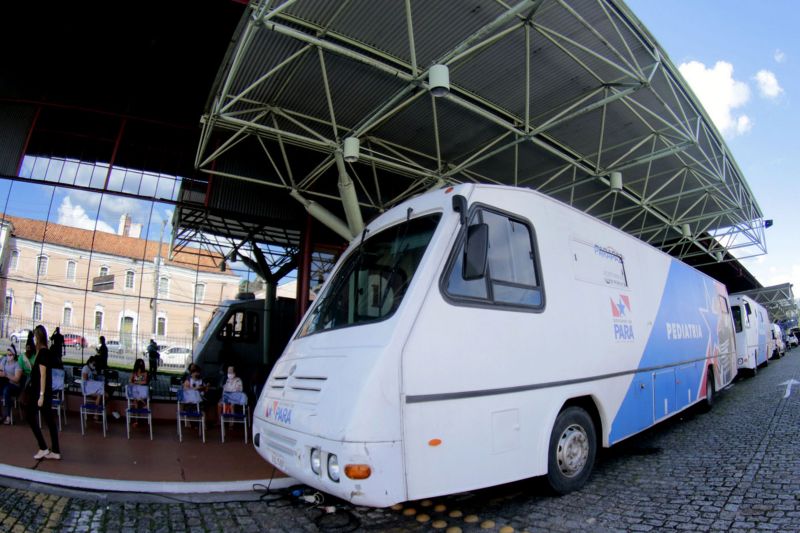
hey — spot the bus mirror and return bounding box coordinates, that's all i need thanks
[463,223,489,280]
[452,195,467,225]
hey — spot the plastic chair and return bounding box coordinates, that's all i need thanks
[176,388,205,443]
[3,375,25,425]
[39,368,67,431]
[125,384,153,440]
[220,391,248,444]
[80,379,107,437]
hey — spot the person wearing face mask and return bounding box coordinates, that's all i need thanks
[218,365,243,422]
[0,344,24,424]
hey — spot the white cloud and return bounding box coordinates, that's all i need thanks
[755,70,783,99]
[678,60,751,137]
[736,115,752,135]
[774,49,786,63]
[57,196,116,234]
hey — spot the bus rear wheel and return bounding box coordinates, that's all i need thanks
[546,406,596,494]
[700,371,715,412]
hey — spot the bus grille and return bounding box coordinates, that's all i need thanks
[268,374,327,402]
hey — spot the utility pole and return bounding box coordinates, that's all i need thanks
[152,220,166,339]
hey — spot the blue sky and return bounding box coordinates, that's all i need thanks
[626,0,800,293]
[0,178,173,242]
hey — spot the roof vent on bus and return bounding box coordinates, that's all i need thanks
[236,292,256,300]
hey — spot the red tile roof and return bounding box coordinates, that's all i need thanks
[2,214,234,275]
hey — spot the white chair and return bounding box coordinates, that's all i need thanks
[125,384,153,440]
[176,388,205,443]
[39,368,67,431]
[80,379,107,437]
[220,391,248,444]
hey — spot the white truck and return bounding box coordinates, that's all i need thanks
[254,184,737,507]
[771,323,785,358]
[729,294,770,375]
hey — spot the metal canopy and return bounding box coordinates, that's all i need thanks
[197,0,766,264]
[733,284,797,321]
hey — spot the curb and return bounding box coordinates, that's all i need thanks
[0,462,298,496]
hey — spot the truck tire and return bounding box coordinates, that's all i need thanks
[546,406,596,494]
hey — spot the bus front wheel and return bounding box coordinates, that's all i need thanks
[546,406,596,494]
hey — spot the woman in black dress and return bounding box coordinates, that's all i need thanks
[27,325,60,460]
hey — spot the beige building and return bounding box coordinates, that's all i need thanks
[0,214,240,355]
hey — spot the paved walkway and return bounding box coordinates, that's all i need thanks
[0,408,284,488]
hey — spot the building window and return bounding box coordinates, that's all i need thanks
[66,260,76,281]
[37,255,48,277]
[194,283,205,303]
[125,270,135,289]
[4,294,12,316]
[158,276,169,297]
[99,266,109,276]
[10,250,19,271]
[95,310,104,331]
[157,316,167,336]
[33,302,43,321]
[63,306,72,326]
[192,318,201,340]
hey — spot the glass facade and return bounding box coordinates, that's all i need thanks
[0,159,252,373]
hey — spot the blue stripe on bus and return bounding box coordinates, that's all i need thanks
[609,260,722,443]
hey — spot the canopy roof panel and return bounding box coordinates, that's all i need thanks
[198,0,766,264]
[733,284,797,321]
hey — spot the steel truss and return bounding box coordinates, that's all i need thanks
[198,0,766,264]
[733,284,797,321]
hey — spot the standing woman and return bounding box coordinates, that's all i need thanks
[27,325,60,460]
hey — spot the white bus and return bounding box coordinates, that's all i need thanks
[254,184,737,507]
[729,294,770,375]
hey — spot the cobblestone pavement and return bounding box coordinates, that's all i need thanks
[2,349,800,532]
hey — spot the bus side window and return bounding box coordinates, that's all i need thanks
[744,303,752,326]
[217,311,259,343]
[444,208,544,310]
[731,306,742,333]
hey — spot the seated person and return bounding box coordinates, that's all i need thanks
[0,345,23,424]
[81,356,104,411]
[217,365,243,418]
[129,358,148,385]
[183,365,208,395]
[129,359,149,412]
[183,363,200,382]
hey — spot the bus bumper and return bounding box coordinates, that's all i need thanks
[253,417,405,507]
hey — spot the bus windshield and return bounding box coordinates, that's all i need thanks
[298,213,441,337]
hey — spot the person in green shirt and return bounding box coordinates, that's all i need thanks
[15,343,31,376]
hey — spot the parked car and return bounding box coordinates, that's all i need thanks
[162,346,192,367]
[790,333,800,348]
[104,339,124,354]
[8,328,31,346]
[63,333,88,348]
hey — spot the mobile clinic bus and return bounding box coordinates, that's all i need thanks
[254,184,737,507]
[729,294,770,375]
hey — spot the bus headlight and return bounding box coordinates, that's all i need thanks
[327,454,340,482]
[310,448,321,475]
